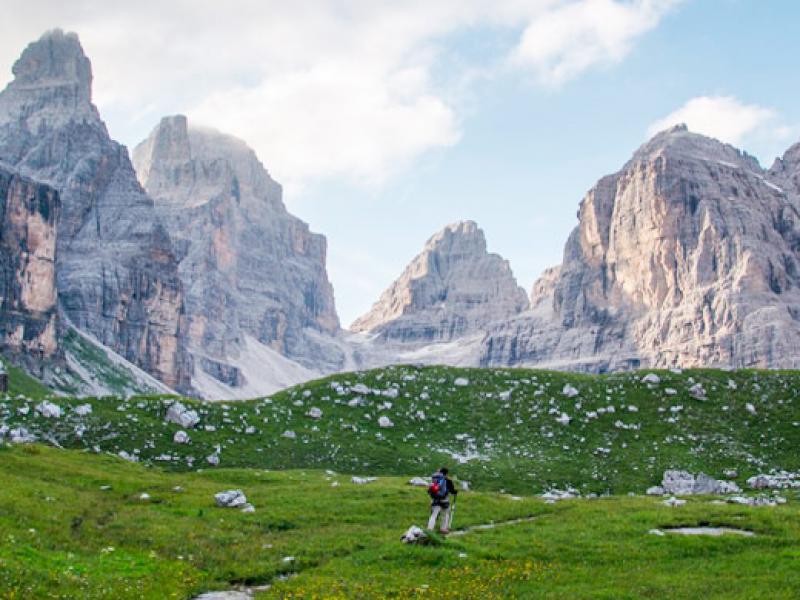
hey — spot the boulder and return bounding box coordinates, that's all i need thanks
[400,525,427,544]
[35,401,62,419]
[215,490,247,508]
[641,373,661,385]
[173,430,190,444]
[165,402,200,429]
[74,404,92,416]
[408,477,429,487]
[688,383,706,401]
[562,384,579,398]
[661,470,696,495]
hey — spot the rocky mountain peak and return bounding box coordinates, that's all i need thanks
[482,127,800,372]
[631,124,761,172]
[351,220,529,342]
[133,115,285,212]
[0,29,98,130]
[133,115,191,185]
[0,31,190,391]
[12,30,91,90]
[133,115,342,398]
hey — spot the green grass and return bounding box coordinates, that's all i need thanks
[3,365,800,597]
[0,358,51,400]
[3,365,800,494]
[0,444,798,599]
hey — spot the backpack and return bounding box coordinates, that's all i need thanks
[428,473,448,500]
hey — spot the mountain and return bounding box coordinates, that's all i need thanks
[132,115,344,398]
[481,124,800,371]
[351,220,529,343]
[0,165,59,370]
[0,30,190,390]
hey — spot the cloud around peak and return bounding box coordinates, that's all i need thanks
[0,0,683,189]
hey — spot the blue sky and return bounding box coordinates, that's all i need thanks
[2,1,799,325]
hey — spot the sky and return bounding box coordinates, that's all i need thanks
[2,0,800,326]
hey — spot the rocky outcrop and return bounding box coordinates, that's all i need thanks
[351,221,529,342]
[482,125,800,371]
[0,165,60,367]
[0,30,189,390]
[133,115,342,396]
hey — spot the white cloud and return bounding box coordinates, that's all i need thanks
[647,95,779,146]
[511,0,681,86]
[0,0,677,187]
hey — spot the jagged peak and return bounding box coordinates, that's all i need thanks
[422,220,486,254]
[632,123,761,172]
[11,29,92,95]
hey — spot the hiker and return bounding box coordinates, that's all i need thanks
[427,467,457,533]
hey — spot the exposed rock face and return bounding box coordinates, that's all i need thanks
[0,165,60,366]
[351,221,529,342]
[0,30,189,390]
[133,115,342,395]
[482,125,800,371]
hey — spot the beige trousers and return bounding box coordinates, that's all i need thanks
[428,503,451,531]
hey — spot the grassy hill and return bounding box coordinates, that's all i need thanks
[0,444,799,599]
[3,365,800,494]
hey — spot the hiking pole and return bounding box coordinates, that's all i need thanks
[450,494,457,529]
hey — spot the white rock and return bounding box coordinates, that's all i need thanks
[401,525,427,544]
[73,404,92,416]
[215,490,247,508]
[555,412,571,425]
[206,454,220,466]
[688,383,706,400]
[306,407,323,419]
[408,477,429,487]
[351,476,377,485]
[454,378,470,387]
[165,402,200,429]
[663,496,686,507]
[745,403,757,416]
[35,401,62,419]
[641,373,661,385]
[282,430,296,439]
[118,451,138,463]
[173,430,190,444]
[562,384,579,398]
[378,415,394,428]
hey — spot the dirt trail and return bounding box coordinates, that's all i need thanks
[448,515,540,537]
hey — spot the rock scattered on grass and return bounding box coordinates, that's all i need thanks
[215,490,247,508]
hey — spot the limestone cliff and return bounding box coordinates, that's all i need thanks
[0,30,190,390]
[481,125,800,371]
[133,115,342,397]
[0,164,59,368]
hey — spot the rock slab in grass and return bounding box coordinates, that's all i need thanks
[215,490,247,508]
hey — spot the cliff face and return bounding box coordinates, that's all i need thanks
[133,115,342,396]
[0,30,190,390]
[0,165,60,367]
[351,221,529,343]
[482,125,800,371]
